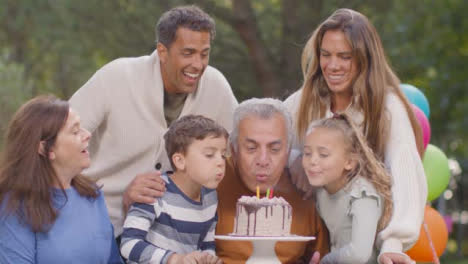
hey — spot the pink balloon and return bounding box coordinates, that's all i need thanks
[411,104,431,150]
[443,215,453,233]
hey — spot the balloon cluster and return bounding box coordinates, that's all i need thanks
[400,84,450,262]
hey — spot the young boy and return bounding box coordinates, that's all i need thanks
[120,115,228,264]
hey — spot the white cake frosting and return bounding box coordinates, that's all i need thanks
[232,196,292,236]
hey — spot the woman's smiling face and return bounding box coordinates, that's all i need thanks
[319,29,358,100]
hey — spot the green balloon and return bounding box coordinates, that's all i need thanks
[423,144,451,201]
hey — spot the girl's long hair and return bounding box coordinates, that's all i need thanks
[296,8,423,159]
[0,95,98,232]
[307,113,393,231]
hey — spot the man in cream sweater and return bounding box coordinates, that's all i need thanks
[69,5,238,237]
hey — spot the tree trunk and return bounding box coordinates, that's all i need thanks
[195,0,281,97]
[229,0,281,97]
[279,0,301,98]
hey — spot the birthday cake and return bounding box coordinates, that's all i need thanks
[232,196,292,236]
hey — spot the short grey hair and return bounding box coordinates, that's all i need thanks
[156,5,216,48]
[230,98,293,152]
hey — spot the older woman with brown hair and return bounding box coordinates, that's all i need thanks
[285,8,426,264]
[0,95,122,263]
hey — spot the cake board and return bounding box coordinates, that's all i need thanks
[214,235,316,264]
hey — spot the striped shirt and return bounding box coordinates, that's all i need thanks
[120,174,218,264]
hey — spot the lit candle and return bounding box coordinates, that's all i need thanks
[256,186,260,199]
[269,188,274,198]
[266,188,270,199]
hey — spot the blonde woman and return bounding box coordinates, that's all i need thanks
[285,8,425,264]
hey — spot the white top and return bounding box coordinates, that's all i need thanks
[317,177,382,264]
[70,50,238,235]
[284,89,427,257]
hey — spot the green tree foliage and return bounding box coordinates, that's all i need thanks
[0,49,32,147]
[1,1,468,246]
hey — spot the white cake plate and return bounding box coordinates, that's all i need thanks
[214,235,315,264]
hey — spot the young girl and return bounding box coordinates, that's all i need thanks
[302,114,393,264]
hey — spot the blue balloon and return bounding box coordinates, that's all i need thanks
[400,84,430,118]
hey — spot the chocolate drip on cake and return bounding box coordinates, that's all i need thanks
[243,204,263,235]
[235,205,240,233]
[282,205,285,229]
[233,196,292,236]
[254,211,257,235]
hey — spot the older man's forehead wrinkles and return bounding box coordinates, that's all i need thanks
[244,138,258,146]
[268,140,283,147]
[244,137,282,146]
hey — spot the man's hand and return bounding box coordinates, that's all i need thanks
[308,251,320,264]
[379,252,416,264]
[290,154,315,199]
[122,171,166,212]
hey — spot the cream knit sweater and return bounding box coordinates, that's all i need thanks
[70,50,238,235]
[284,90,427,257]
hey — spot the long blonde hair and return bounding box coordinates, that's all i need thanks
[296,8,423,159]
[307,114,392,231]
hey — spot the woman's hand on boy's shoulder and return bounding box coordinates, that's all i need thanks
[122,170,166,212]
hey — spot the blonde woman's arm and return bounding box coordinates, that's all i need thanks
[376,94,427,259]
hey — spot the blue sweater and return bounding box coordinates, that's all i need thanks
[120,174,218,264]
[0,187,122,264]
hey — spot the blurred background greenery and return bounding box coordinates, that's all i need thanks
[1,0,467,262]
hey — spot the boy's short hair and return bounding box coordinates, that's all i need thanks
[164,115,229,170]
